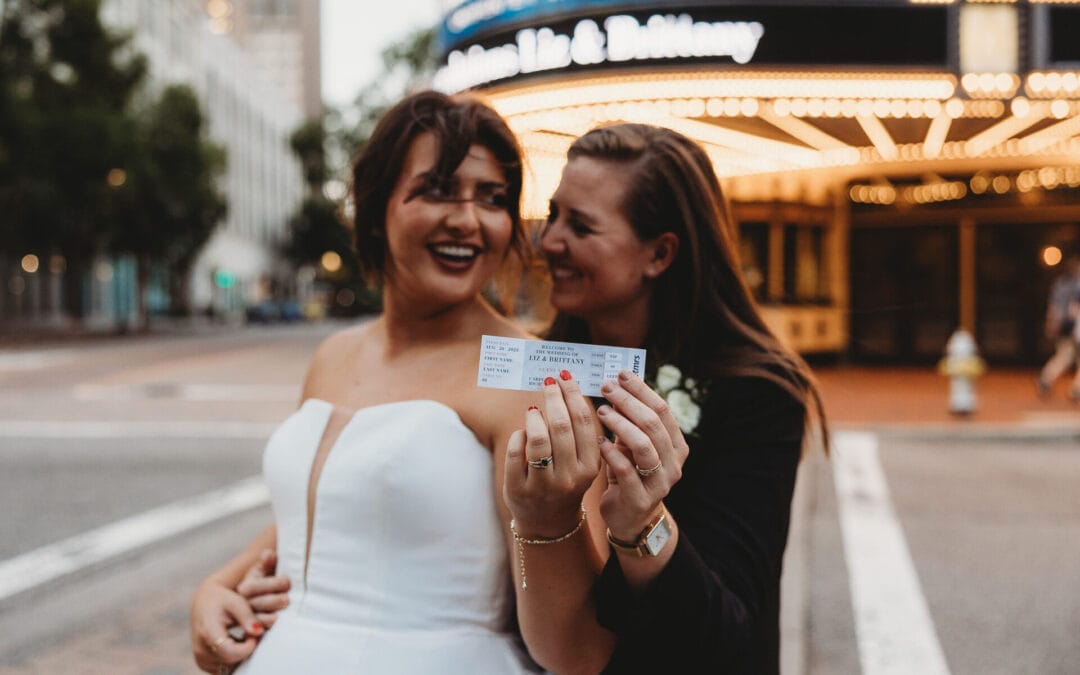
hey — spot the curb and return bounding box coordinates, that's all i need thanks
[780,458,815,675]
[834,423,1080,443]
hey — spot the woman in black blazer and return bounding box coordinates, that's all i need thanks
[504,123,827,674]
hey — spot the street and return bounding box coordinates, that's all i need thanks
[0,324,328,674]
[0,324,1078,674]
[796,435,1080,675]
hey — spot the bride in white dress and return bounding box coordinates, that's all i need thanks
[190,92,612,674]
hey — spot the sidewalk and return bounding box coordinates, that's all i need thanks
[0,316,230,348]
[781,365,1078,675]
[814,365,1080,439]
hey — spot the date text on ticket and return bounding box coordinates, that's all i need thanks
[478,335,647,397]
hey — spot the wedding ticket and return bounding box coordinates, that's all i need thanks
[477,335,647,398]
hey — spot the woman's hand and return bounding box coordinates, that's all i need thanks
[235,549,291,629]
[596,371,690,542]
[504,370,602,538]
[190,574,267,673]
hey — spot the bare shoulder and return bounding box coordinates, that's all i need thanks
[301,321,376,400]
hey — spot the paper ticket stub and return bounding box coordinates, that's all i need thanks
[478,335,647,398]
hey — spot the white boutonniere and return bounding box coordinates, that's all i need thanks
[649,364,707,435]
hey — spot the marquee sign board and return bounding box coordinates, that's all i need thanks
[436,3,950,92]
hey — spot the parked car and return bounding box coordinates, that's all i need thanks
[245,299,304,324]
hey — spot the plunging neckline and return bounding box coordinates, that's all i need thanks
[297,398,481,593]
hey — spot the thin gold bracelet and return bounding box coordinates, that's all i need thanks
[509,505,587,590]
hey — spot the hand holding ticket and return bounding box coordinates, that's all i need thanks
[477,335,647,397]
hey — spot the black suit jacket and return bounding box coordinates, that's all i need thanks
[594,376,805,674]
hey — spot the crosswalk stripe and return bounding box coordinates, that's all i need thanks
[833,431,951,675]
[0,420,277,439]
[0,477,269,602]
[0,349,77,371]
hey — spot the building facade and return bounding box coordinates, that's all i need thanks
[99,0,313,317]
[0,0,314,328]
[227,0,323,120]
[436,0,1080,365]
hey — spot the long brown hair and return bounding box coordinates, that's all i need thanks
[548,123,827,447]
[350,91,529,294]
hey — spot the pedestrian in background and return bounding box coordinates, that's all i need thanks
[1036,256,1080,401]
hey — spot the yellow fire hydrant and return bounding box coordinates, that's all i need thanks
[937,329,987,415]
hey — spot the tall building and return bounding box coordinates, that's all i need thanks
[95,0,314,316]
[227,0,323,120]
[436,0,1080,366]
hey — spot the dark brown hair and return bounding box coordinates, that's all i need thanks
[548,123,827,446]
[350,91,528,290]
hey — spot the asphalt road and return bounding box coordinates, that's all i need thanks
[798,435,1080,675]
[0,323,1077,674]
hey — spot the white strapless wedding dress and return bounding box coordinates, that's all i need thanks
[235,398,539,674]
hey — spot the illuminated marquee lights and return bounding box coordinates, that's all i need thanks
[434,14,765,92]
[1026,71,1080,97]
[971,168,1080,196]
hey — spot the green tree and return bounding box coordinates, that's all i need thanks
[281,117,368,312]
[0,0,146,325]
[0,0,40,256]
[111,84,227,326]
[281,25,438,316]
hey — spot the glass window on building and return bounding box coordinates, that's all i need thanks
[977,222,1080,365]
[251,0,296,17]
[783,224,828,305]
[738,222,768,303]
[169,10,185,60]
[850,225,958,364]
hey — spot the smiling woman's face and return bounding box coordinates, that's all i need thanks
[540,156,660,325]
[382,132,513,310]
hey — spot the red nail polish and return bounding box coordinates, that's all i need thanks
[544,376,556,386]
[528,405,538,411]
[559,370,572,381]
[251,621,265,633]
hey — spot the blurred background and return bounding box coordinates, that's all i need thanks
[1,1,1078,674]
[2,0,1080,365]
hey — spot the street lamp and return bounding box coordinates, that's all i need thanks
[320,251,342,274]
[21,254,39,274]
[107,168,127,187]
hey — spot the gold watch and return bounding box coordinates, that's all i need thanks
[606,510,672,557]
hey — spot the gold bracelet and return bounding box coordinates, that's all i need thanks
[509,505,587,590]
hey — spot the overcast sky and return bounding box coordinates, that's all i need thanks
[320,0,442,108]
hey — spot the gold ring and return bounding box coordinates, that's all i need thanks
[527,455,554,469]
[636,460,662,477]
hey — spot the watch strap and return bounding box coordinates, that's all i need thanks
[606,510,667,556]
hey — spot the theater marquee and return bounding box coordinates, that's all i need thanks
[435,1,1080,360]
[435,14,765,91]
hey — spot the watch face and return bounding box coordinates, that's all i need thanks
[643,515,672,556]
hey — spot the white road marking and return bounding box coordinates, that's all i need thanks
[72,383,298,402]
[832,431,951,675]
[0,349,77,372]
[0,476,269,602]
[0,420,277,439]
